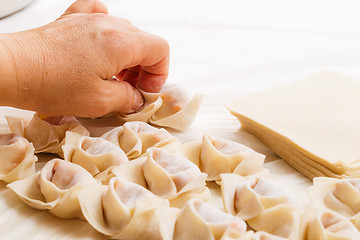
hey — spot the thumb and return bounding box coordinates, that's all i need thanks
[61,0,108,16]
[100,79,144,114]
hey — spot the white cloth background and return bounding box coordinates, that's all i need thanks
[0,0,359,239]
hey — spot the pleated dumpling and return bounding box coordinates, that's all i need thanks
[303,208,360,240]
[220,230,288,240]
[173,199,247,240]
[62,132,128,175]
[220,174,290,219]
[308,177,360,229]
[7,159,99,219]
[6,114,89,156]
[78,177,179,239]
[118,84,202,130]
[182,135,267,181]
[219,174,300,239]
[102,121,178,159]
[142,148,209,207]
[0,133,37,183]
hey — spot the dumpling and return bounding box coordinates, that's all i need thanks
[220,174,290,219]
[0,133,37,183]
[7,159,99,219]
[219,174,300,239]
[6,114,89,156]
[62,132,128,175]
[201,135,267,181]
[102,121,178,159]
[78,177,178,239]
[142,148,209,207]
[308,177,360,229]
[173,199,247,240]
[220,230,288,240]
[180,135,267,181]
[303,207,360,240]
[118,84,202,130]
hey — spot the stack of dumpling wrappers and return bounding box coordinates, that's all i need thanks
[228,71,360,179]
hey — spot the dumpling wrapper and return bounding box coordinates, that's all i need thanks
[6,114,89,156]
[173,199,247,240]
[78,177,178,239]
[102,121,178,159]
[62,132,128,175]
[7,159,99,219]
[117,85,202,130]
[308,177,360,229]
[0,133,37,183]
[200,134,267,181]
[303,207,360,240]
[142,148,209,207]
[94,157,147,186]
[219,174,291,220]
[227,71,360,179]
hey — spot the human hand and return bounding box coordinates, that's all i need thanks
[0,0,169,118]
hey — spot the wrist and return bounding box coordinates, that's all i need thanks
[0,34,18,106]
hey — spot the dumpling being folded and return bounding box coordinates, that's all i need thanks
[173,199,247,240]
[0,133,37,183]
[102,121,178,159]
[62,132,128,175]
[142,148,209,207]
[308,177,360,229]
[78,177,178,239]
[7,159,99,219]
[303,208,360,240]
[6,114,89,156]
[118,84,202,130]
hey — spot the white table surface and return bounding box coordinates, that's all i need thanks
[1,0,360,239]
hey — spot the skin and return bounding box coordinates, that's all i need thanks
[0,0,169,118]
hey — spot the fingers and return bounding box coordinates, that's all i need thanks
[112,30,170,93]
[62,0,108,16]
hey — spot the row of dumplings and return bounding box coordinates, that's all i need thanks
[2,112,359,239]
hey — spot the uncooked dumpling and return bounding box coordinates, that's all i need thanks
[142,148,209,207]
[6,114,89,156]
[304,208,360,240]
[62,132,128,175]
[173,199,247,240]
[219,174,290,219]
[219,174,300,239]
[102,121,178,159]
[200,134,267,181]
[118,84,202,130]
[78,177,178,239]
[0,133,37,183]
[308,177,360,230]
[7,159,99,219]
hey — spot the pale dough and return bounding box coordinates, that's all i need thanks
[117,84,203,130]
[227,71,360,179]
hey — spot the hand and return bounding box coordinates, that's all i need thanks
[0,0,169,118]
